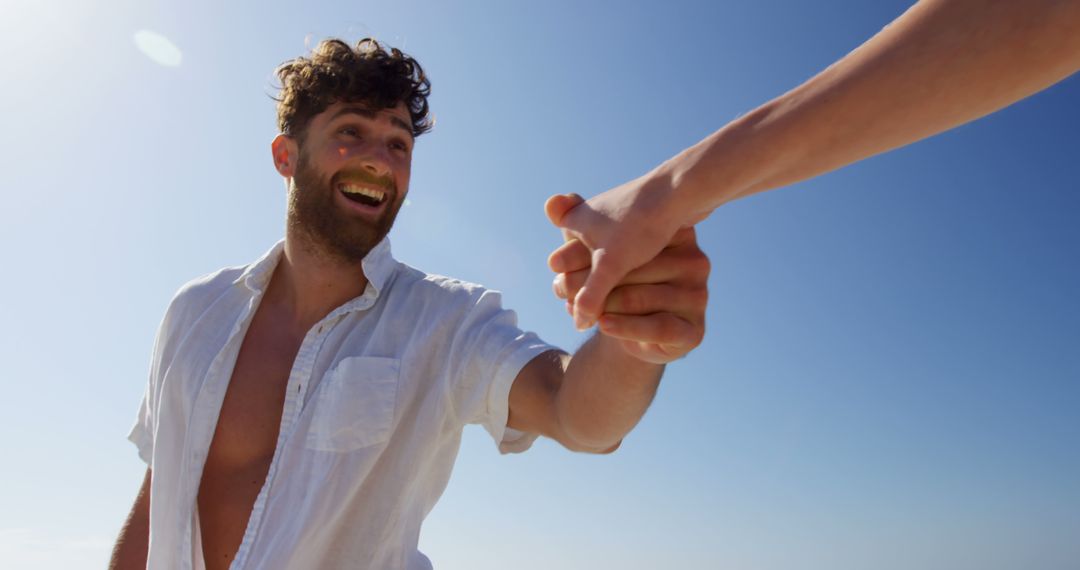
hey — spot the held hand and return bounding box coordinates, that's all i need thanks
[545,172,693,330]
[552,227,709,364]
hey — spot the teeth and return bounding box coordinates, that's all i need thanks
[339,183,386,203]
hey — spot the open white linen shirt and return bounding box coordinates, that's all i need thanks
[128,238,559,569]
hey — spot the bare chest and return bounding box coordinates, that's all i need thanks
[206,312,305,470]
[196,308,306,570]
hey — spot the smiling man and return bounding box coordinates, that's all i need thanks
[109,38,709,570]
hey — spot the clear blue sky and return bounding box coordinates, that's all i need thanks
[2,0,1078,568]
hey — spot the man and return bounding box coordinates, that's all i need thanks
[109,38,709,569]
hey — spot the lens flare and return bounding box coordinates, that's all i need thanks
[133,30,182,67]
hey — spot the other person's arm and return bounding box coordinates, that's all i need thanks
[548,0,1080,329]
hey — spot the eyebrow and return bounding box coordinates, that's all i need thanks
[330,106,414,139]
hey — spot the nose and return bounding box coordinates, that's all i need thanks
[360,145,392,178]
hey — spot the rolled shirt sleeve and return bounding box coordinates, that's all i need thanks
[448,289,559,453]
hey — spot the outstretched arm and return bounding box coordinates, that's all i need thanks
[549,0,1080,329]
[509,228,709,452]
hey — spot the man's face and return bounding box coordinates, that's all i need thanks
[286,101,414,263]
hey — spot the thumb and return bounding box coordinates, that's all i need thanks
[544,193,586,227]
[572,247,631,330]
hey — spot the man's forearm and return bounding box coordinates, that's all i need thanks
[663,0,1080,217]
[554,333,664,451]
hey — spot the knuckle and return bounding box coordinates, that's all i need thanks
[691,252,711,279]
[668,317,703,349]
[690,324,705,348]
[687,286,709,309]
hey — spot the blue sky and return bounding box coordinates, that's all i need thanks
[1,0,1078,568]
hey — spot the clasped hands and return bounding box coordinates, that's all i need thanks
[544,192,709,364]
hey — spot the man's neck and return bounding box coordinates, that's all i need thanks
[267,233,371,331]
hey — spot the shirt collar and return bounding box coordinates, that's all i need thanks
[358,236,396,300]
[234,237,398,304]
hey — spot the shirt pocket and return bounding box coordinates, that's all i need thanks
[306,357,400,452]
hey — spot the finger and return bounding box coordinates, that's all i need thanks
[623,247,710,288]
[560,269,586,302]
[544,193,586,227]
[666,226,698,248]
[547,238,592,273]
[558,247,708,306]
[598,313,704,349]
[552,272,578,300]
[603,283,708,318]
[573,247,634,330]
[615,339,686,365]
[552,228,704,278]
[567,248,709,297]
[552,274,565,299]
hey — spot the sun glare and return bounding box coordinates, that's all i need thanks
[133,30,183,67]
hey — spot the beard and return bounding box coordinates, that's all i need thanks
[287,151,403,264]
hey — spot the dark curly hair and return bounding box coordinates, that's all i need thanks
[274,38,433,142]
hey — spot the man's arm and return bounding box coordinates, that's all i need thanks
[509,228,709,452]
[109,467,151,570]
[548,0,1080,329]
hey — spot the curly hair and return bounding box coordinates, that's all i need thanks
[274,38,433,141]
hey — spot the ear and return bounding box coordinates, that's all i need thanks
[271,134,299,177]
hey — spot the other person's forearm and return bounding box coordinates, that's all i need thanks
[555,333,664,451]
[662,0,1080,219]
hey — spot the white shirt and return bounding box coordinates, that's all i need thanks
[129,238,558,570]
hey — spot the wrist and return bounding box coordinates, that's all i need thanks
[637,161,701,233]
[654,143,724,225]
[657,101,785,218]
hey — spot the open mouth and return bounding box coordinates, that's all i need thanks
[338,182,388,208]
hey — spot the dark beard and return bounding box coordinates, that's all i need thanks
[287,152,402,264]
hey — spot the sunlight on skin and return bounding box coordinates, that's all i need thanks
[133,30,183,67]
[330,146,409,206]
